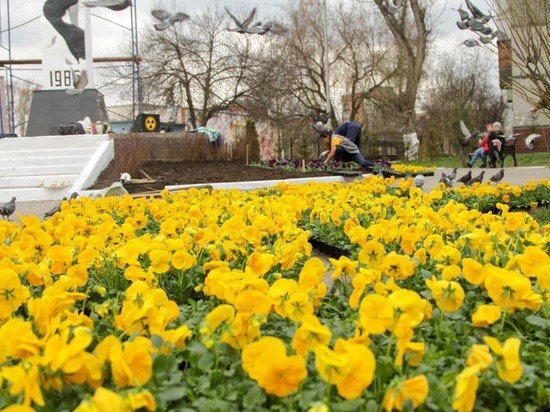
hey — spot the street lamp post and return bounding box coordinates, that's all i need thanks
[321,0,331,125]
[130,0,142,118]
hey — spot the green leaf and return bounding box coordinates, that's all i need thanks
[365,399,379,412]
[332,398,366,411]
[153,354,176,374]
[157,386,186,403]
[243,385,266,409]
[525,314,550,328]
[192,397,238,412]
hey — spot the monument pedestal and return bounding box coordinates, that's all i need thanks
[26,89,109,136]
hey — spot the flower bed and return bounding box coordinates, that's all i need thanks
[251,160,436,177]
[0,177,549,411]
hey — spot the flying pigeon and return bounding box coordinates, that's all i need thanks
[479,31,500,44]
[465,0,488,20]
[454,6,470,21]
[313,121,331,135]
[0,197,16,220]
[225,7,257,33]
[151,9,190,31]
[44,192,78,218]
[489,168,504,183]
[525,133,541,150]
[459,120,480,147]
[457,170,472,185]
[456,20,469,30]
[66,69,88,95]
[466,18,489,32]
[82,0,132,11]
[462,38,480,47]
[385,0,400,15]
[466,170,485,186]
[246,21,288,35]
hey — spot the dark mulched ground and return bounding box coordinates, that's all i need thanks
[89,160,336,192]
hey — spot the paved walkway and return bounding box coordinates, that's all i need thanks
[7,166,549,224]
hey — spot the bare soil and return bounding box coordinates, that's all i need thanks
[89,160,335,192]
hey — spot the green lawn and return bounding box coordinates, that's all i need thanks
[402,152,550,168]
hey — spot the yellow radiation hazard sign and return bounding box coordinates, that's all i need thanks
[144,115,158,132]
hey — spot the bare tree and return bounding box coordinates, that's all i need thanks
[493,0,550,112]
[139,6,266,129]
[282,0,398,126]
[419,49,503,157]
[332,2,396,121]
[13,80,36,137]
[371,0,434,135]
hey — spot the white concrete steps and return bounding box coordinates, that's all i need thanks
[0,164,85,177]
[0,135,114,202]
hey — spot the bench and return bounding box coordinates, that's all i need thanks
[498,137,518,167]
[467,137,518,167]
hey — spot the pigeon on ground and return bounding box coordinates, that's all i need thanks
[66,69,88,95]
[446,167,458,181]
[489,168,505,183]
[225,7,256,33]
[457,170,472,185]
[151,9,190,31]
[459,120,480,147]
[466,170,485,185]
[0,197,16,220]
[439,174,453,188]
[82,0,132,11]
[525,133,541,150]
[414,174,425,188]
[44,192,78,218]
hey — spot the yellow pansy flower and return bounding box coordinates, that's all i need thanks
[383,374,429,411]
[453,365,482,412]
[314,344,351,385]
[172,250,196,270]
[466,344,493,371]
[359,294,394,334]
[2,362,44,407]
[471,305,501,327]
[483,336,523,384]
[461,258,485,286]
[333,338,376,399]
[242,336,307,397]
[329,255,358,280]
[426,277,465,313]
[292,314,332,357]
[379,252,415,281]
[0,268,31,320]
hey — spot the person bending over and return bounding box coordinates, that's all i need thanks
[333,120,362,147]
[319,128,375,170]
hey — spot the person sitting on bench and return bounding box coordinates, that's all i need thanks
[466,123,492,168]
[488,121,506,168]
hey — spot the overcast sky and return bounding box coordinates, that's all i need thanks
[0,0,496,92]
